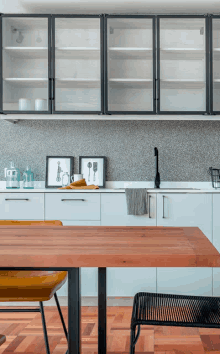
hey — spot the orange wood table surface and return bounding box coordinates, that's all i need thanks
[0,225,219,354]
[0,225,219,267]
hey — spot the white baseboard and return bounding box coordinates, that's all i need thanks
[0,296,134,307]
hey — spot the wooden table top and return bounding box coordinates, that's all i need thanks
[0,225,219,268]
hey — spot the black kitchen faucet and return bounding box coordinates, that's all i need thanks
[154,147,160,188]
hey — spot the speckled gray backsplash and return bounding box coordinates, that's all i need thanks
[0,119,219,182]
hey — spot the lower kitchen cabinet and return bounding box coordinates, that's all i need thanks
[157,268,212,296]
[100,193,156,226]
[0,193,44,220]
[107,268,156,296]
[212,194,220,295]
[100,193,156,297]
[157,193,213,296]
[45,193,100,221]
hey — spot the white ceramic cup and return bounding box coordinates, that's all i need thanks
[71,174,83,182]
[19,98,31,111]
[35,98,47,111]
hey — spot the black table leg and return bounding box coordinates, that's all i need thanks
[68,268,81,354]
[98,267,106,354]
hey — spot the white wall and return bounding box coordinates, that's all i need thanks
[1,0,220,15]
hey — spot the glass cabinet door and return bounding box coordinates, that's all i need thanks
[212,18,220,113]
[54,16,101,113]
[2,16,50,113]
[159,17,207,113]
[106,17,155,113]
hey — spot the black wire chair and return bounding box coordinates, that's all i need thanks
[130,292,220,354]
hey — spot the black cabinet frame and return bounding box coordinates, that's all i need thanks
[104,14,156,115]
[0,13,219,116]
[210,15,220,115]
[0,14,52,115]
[51,14,104,115]
[157,15,210,115]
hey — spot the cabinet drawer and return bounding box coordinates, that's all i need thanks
[45,193,100,221]
[0,193,44,220]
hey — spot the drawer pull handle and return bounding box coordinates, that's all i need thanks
[5,198,29,201]
[61,199,85,201]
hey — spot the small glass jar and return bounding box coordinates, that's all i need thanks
[23,166,34,189]
[5,161,20,189]
[62,172,70,187]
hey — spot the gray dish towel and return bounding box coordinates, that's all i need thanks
[125,188,148,215]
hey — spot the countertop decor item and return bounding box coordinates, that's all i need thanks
[71,174,83,182]
[79,156,106,188]
[45,156,74,188]
[62,171,70,187]
[4,161,20,189]
[59,178,99,189]
[23,166,34,189]
[208,167,220,189]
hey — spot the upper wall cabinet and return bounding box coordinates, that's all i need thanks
[105,16,156,114]
[158,16,208,114]
[1,15,51,114]
[1,14,219,117]
[211,17,220,114]
[53,16,103,114]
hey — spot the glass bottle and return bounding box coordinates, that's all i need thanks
[62,172,70,187]
[5,161,20,189]
[23,166,34,189]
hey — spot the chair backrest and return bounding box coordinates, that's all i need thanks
[0,220,63,226]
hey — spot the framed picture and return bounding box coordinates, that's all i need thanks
[45,156,74,188]
[79,156,106,188]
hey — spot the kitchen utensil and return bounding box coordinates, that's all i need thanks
[72,174,83,182]
[4,162,20,189]
[87,162,92,182]
[19,98,31,111]
[93,162,98,181]
[35,98,47,111]
[23,166,34,189]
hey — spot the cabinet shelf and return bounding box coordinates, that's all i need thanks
[109,78,152,88]
[109,47,152,60]
[56,78,100,88]
[55,47,100,59]
[3,47,48,59]
[4,78,48,88]
[160,48,205,60]
[160,79,206,89]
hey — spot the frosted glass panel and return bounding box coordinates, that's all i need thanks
[107,18,154,112]
[2,17,49,112]
[159,18,206,112]
[55,18,101,112]
[212,19,220,112]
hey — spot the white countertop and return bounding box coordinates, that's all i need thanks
[0,181,219,192]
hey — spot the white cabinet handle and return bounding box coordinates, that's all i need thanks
[5,198,29,201]
[162,195,166,218]
[61,199,85,201]
[149,195,152,218]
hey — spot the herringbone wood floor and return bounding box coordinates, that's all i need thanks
[0,306,219,354]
